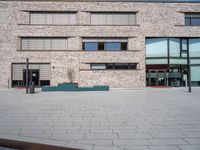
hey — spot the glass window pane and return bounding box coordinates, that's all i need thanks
[91,13,136,25]
[91,64,106,70]
[114,63,129,69]
[21,39,29,50]
[98,42,104,50]
[105,42,121,51]
[128,14,136,25]
[170,58,187,65]
[51,39,60,50]
[191,18,200,26]
[106,64,114,69]
[191,66,200,81]
[189,38,200,57]
[182,39,188,50]
[191,59,200,65]
[146,59,168,64]
[169,38,180,57]
[146,38,168,57]
[121,42,128,50]
[181,52,187,57]
[44,39,52,50]
[84,42,98,51]
[130,63,137,69]
[185,18,191,26]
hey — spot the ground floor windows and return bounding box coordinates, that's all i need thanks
[91,63,137,70]
[12,63,50,87]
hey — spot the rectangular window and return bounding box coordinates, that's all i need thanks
[105,43,121,51]
[189,38,200,57]
[91,63,137,70]
[83,38,128,51]
[185,13,200,26]
[91,64,106,70]
[146,38,168,57]
[30,12,76,25]
[169,38,181,57]
[83,42,98,51]
[21,38,68,50]
[91,13,136,25]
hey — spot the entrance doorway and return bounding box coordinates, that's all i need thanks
[23,69,40,86]
[146,69,167,86]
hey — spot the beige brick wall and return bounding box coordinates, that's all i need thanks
[0,1,200,88]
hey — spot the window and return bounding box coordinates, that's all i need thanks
[105,43,121,51]
[91,64,106,70]
[185,13,200,26]
[91,63,137,70]
[83,42,98,51]
[146,38,168,57]
[30,12,76,25]
[21,38,68,50]
[189,38,200,57]
[83,38,128,51]
[91,13,136,25]
[181,39,188,51]
[169,38,181,57]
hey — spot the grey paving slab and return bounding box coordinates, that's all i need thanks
[119,145,150,150]
[149,145,180,150]
[177,144,200,150]
[184,138,200,144]
[149,138,188,145]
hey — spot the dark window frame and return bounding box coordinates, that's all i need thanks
[185,13,200,26]
[90,63,137,70]
[83,42,128,51]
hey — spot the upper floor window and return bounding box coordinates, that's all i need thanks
[83,38,128,51]
[21,37,68,50]
[185,13,200,26]
[30,12,76,25]
[91,13,136,25]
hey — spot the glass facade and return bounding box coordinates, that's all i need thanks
[146,37,200,86]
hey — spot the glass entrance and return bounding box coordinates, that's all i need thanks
[23,69,40,86]
[147,70,167,86]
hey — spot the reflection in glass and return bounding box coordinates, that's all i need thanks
[146,38,168,57]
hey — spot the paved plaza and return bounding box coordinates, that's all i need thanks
[0,88,200,150]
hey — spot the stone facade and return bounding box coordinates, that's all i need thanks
[0,0,200,88]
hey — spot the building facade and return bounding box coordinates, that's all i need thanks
[0,0,200,88]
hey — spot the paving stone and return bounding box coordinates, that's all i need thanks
[177,145,200,150]
[50,133,84,140]
[118,133,152,139]
[119,145,150,150]
[113,139,151,146]
[184,138,200,144]
[149,139,188,145]
[149,145,180,150]
[149,132,185,138]
[85,133,118,139]
[93,146,122,150]
[77,140,113,146]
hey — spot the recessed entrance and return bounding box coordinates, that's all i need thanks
[23,69,40,86]
[146,65,188,87]
[146,69,167,86]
